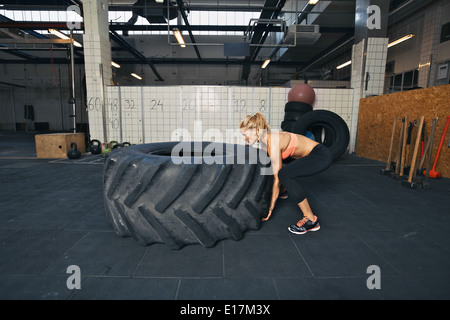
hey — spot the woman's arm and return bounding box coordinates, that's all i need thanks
[262,134,282,221]
[262,173,280,221]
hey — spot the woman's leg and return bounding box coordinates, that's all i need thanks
[298,198,315,221]
[278,144,332,219]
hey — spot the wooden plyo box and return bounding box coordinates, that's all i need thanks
[35,133,86,158]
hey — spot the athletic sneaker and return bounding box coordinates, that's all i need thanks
[288,216,320,235]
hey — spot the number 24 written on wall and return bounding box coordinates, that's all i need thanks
[88,98,267,113]
[87,98,163,111]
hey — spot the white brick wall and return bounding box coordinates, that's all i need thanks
[87,85,354,149]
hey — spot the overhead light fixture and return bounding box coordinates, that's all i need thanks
[172,28,186,48]
[48,28,82,47]
[155,0,164,2]
[262,59,271,69]
[387,34,414,48]
[131,73,142,80]
[49,28,69,40]
[336,60,352,69]
[111,61,121,68]
[309,0,319,4]
[419,62,430,69]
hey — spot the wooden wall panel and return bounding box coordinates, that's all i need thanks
[356,84,450,178]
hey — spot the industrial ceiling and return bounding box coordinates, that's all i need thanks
[0,0,438,86]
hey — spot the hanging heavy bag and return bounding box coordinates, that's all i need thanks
[67,142,81,159]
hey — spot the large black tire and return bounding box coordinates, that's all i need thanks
[281,120,296,132]
[282,102,313,132]
[284,101,313,113]
[283,111,309,122]
[291,110,350,161]
[103,142,272,249]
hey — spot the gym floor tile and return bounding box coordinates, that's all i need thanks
[274,277,382,300]
[134,242,224,278]
[69,277,179,300]
[42,231,147,277]
[375,275,450,300]
[0,205,90,230]
[223,234,312,278]
[176,278,278,300]
[63,204,112,232]
[0,229,87,274]
[355,231,450,276]
[0,274,73,300]
[290,228,399,278]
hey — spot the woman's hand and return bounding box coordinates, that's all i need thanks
[262,208,273,221]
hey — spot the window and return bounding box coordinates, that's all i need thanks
[0,9,82,23]
[118,10,261,36]
[403,71,413,88]
[386,69,419,93]
[0,8,260,36]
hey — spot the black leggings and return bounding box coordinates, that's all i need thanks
[278,144,332,204]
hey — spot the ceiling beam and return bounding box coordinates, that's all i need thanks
[109,30,164,81]
[298,33,354,75]
[249,0,287,62]
[297,2,317,24]
[0,44,38,60]
[0,22,353,34]
[241,0,287,83]
[264,1,318,66]
[0,56,305,66]
[0,38,73,44]
[175,0,202,62]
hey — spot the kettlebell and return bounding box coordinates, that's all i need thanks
[101,142,111,157]
[90,139,102,154]
[109,140,119,149]
[112,143,123,149]
[112,141,131,149]
[67,142,81,159]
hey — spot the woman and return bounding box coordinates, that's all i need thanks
[240,113,332,235]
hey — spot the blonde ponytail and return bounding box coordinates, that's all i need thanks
[240,113,270,142]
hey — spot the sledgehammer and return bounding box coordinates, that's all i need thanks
[380,116,397,175]
[424,115,450,179]
[402,116,424,189]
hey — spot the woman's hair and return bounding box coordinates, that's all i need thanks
[240,113,270,141]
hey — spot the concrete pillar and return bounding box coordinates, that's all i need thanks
[82,0,112,142]
[349,0,389,153]
[418,7,442,88]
